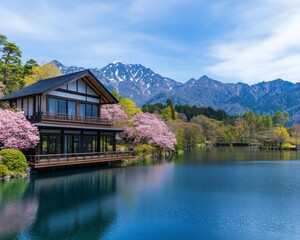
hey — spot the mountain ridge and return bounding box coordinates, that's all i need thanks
[52,60,300,123]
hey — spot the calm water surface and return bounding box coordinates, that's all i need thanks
[1,147,300,239]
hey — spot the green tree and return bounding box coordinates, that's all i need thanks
[142,103,164,114]
[111,90,142,118]
[24,62,61,86]
[260,114,273,131]
[272,110,289,126]
[243,110,256,141]
[192,115,218,143]
[162,105,173,121]
[167,98,176,120]
[0,34,23,96]
[270,127,289,149]
[23,58,38,77]
[169,119,203,149]
[234,117,248,142]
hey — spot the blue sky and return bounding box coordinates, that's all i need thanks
[1,0,300,84]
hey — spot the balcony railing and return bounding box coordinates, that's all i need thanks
[27,151,136,168]
[27,112,111,125]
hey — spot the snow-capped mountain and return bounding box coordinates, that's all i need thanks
[52,60,182,105]
[53,60,300,123]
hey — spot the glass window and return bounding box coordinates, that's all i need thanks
[87,85,97,95]
[58,99,67,115]
[78,102,100,118]
[74,135,81,153]
[79,103,85,117]
[49,135,59,154]
[42,135,48,154]
[99,135,113,152]
[68,81,77,91]
[86,104,92,117]
[91,136,97,152]
[83,135,92,152]
[92,105,99,117]
[23,99,28,116]
[64,135,71,154]
[28,98,33,116]
[68,101,76,116]
[41,134,61,154]
[48,98,58,113]
[78,79,86,93]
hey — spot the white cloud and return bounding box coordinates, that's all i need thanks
[128,0,188,22]
[206,0,300,83]
[3,0,300,84]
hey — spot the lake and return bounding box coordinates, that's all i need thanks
[1,147,300,239]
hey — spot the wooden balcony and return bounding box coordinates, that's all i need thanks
[27,112,111,126]
[28,151,137,169]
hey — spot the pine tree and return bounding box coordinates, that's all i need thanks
[23,59,38,77]
[0,34,23,96]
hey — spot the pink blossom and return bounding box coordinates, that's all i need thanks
[101,104,128,123]
[123,113,176,150]
[0,109,40,149]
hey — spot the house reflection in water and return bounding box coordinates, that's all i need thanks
[0,169,117,239]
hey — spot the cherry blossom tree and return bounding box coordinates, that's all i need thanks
[0,109,39,149]
[123,113,177,151]
[101,104,128,124]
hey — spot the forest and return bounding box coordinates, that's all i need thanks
[142,101,294,150]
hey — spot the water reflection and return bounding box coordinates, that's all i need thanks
[178,146,300,163]
[1,147,300,240]
[0,179,37,240]
[0,168,118,240]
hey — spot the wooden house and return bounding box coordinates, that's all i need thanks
[0,70,134,169]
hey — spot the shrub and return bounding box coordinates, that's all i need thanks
[0,164,9,178]
[0,149,27,174]
[283,142,292,150]
[116,145,128,152]
[134,144,157,155]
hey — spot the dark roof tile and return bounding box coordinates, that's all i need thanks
[0,70,117,104]
[0,70,89,100]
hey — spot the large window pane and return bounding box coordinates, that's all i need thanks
[92,105,99,117]
[79,103,85,117]
[86,104,92,117]
[58,99,67,115]
[42,135,48,154]
[68,81,77,91]
[74,135,81,153]
[23,99,28,116]
[49,135,58,154]
[78,79,86,93]
[68,101,76,116]
[64,135,73,154]
[99,135,112,152]
[83,135,92,152]
[92,136,97,152]
[42,134,60,154]
[48,98,58,113]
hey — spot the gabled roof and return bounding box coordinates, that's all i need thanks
[0,69,118,104]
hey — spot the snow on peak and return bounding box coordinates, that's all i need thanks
[113,60,127,65]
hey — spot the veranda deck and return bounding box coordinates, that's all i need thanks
[28,151,138,169]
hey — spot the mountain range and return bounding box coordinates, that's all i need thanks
[53,60,300,123]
